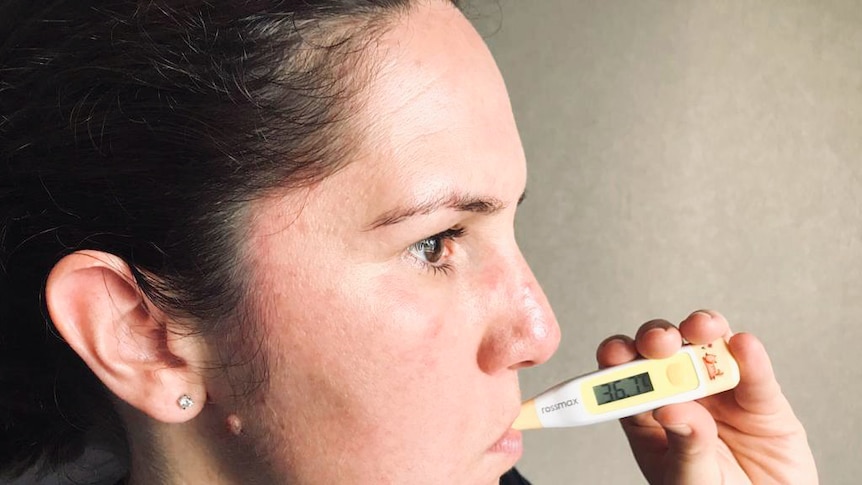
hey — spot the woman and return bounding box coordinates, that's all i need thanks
[0,0,817,483]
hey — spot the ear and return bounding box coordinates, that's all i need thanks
[45,250,208,423]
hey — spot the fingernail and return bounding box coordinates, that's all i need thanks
[600,335,630,347]
[692,310,713,319]
[664,424,692,437]
[644,326,668,335]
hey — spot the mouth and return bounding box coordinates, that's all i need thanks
[488,407,526,457]
[488,428,524,457]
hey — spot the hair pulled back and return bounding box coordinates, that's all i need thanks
[0,0,438,478]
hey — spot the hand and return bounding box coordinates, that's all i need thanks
[596,310,818,484]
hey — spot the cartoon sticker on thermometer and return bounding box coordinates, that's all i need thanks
[700,343,725,380]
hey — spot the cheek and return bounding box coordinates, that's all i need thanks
[241,223,510,480]
[373,272,452,358]
[330,271,475,410]
[261,266,477,420]
[249,271,485,476]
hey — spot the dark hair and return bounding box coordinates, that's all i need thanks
[0,0,454,479]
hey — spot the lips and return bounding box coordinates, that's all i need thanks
[489,428,523,456]
[489,407,525,456]
[485,394,527,459]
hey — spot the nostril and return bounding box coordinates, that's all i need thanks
[510,359,537,371]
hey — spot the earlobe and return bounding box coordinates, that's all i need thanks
[45,250,207,424]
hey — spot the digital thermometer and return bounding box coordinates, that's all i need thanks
[513,338,740,429]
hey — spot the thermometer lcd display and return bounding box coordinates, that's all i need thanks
[593,372,655,405]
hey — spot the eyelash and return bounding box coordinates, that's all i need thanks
[407,227,466,275]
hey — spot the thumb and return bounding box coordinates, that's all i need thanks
[653,401,723,485]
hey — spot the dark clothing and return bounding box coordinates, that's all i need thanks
[500,468,532,485]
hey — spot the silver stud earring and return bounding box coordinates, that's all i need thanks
[178,394,194,410]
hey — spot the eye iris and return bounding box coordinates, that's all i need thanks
[418,237,443,263]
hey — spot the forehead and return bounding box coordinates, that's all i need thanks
[342,3,526,206]
[248,3,527,239]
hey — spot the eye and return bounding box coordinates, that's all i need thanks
[407,227,466,272]
[410,236,445,263]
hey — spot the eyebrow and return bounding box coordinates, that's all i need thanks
[366,190,527,230]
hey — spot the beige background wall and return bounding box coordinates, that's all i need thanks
[475,1,861,484]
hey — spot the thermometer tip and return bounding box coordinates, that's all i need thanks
[512,399,543,430]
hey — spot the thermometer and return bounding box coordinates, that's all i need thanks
[513,338,740,429]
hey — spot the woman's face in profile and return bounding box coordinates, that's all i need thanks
[234,3,561,483]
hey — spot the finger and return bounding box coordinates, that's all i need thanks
[634,319,682,359]
[652,401,723,485]
[596,334,637,369]
[678,309,731,344]
[620,406,664,430]
[728,332,788,415]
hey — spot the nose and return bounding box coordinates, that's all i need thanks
[476,247,561,374]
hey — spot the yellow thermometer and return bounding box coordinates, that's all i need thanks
[513,338,740,429]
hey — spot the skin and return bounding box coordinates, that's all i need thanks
[232,3,560,483]
[44,1,818,484]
